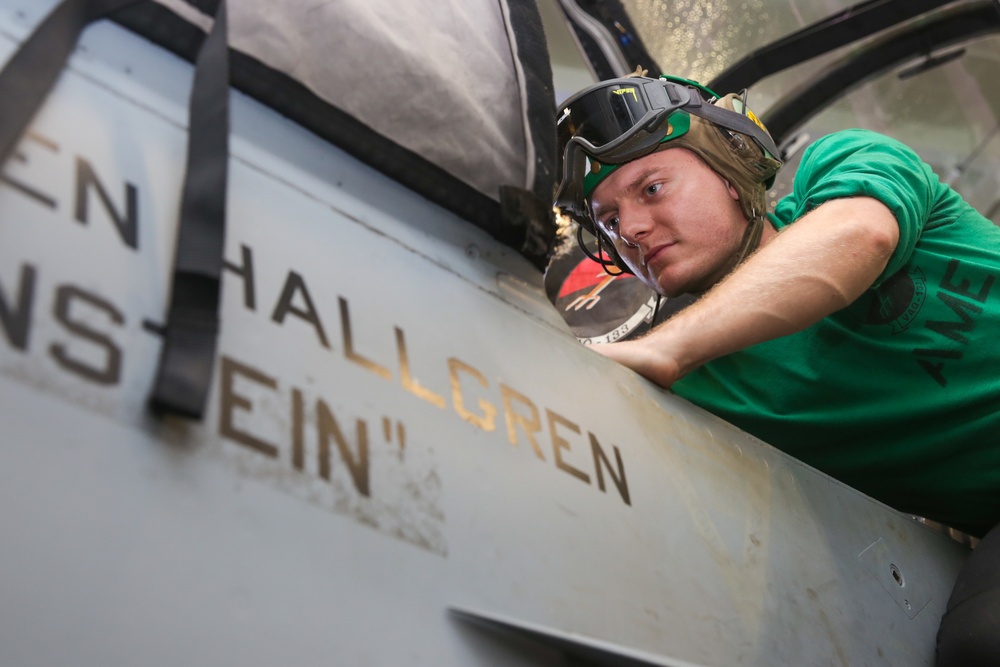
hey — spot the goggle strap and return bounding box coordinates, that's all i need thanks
[643,78,689,112]
[685,98,780,158]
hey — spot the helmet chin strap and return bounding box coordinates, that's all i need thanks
[733,207,766,268]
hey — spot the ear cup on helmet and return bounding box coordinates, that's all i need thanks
[664,93,781,225]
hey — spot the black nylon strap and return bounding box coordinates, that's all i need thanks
[148,0,229,419]
[0,0,142,165]
[685,97,781,158]
[0,0,230,420]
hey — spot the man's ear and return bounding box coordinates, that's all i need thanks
[722,177,740,202]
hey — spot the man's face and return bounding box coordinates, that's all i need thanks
[589,147,747,297]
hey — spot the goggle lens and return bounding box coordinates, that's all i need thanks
[558,83,656,151]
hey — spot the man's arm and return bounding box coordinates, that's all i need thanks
[593,196,900,387]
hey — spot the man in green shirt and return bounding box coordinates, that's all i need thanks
[554,73,1000,666]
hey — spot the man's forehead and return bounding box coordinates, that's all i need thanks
[590,148,690,210]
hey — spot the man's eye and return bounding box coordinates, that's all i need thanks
[645,183,661,196]
[601,216,619,233]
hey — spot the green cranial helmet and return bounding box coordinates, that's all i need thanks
[554,74,783,274]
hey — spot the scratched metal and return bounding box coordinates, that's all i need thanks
[0,3,969,666]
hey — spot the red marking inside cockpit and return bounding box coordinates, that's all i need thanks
[558,259,634,299]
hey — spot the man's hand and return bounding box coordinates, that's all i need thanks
[591,335,685,388]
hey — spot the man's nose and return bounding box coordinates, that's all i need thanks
[617,206,651,248]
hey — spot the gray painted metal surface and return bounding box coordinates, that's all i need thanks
[0,3,968,665]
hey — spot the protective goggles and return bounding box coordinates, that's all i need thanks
[554,77,701,216]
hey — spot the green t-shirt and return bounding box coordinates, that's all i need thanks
[672,129,1000,537]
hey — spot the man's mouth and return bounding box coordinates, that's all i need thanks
[642,242,675,269]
